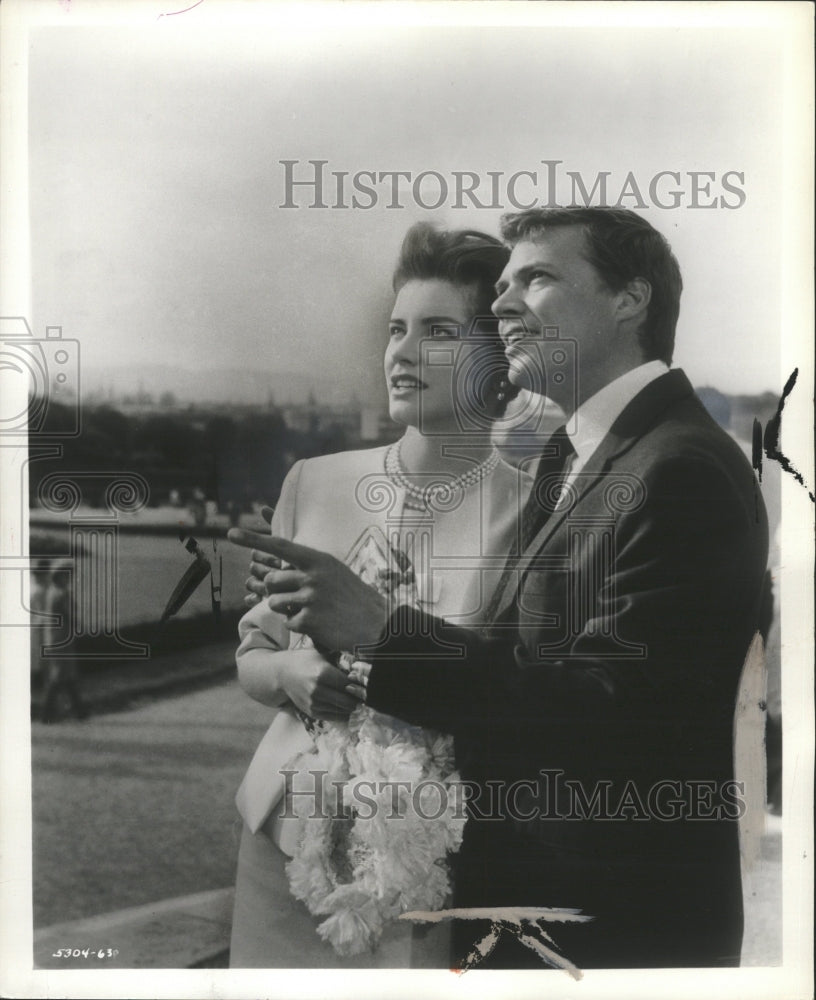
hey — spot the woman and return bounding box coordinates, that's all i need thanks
[229,223,528,968]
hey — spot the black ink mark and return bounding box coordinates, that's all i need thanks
[751,417,764,523]
[752,417,763,482]
[157,0,204,21]
[757,368,815,502]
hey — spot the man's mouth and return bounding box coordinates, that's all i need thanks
[390,374,428,390]
[500,323,535,348]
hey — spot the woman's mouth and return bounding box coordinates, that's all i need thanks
[390,374,428,393]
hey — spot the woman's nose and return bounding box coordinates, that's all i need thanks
[391,327,421,363]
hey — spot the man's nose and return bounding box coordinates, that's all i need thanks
[491,284,521,317]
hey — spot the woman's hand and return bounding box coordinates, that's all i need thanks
[243,506,279,607]
[277,647,363,721]
[244,549,281,607]
[345,661,371,702]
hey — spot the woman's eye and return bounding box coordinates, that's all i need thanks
[388,326,404,338]
[431,324,460,339]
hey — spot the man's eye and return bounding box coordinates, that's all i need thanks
[431,324,461,339]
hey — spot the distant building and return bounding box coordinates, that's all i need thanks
[696,386,732,430]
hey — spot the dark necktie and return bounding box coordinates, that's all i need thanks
[520,425,575,549]
[483,425,575,624]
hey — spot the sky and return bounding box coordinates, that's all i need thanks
[21,9,798,405]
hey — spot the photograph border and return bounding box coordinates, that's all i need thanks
[1,2,813,998]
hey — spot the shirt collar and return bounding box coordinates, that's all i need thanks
[568,360,669,467]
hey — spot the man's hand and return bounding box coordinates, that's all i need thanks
[228,530,389,655]
[277,647,363,721]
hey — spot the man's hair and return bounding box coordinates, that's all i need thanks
[392,222,509,319]
[392,223,518,417]
[500,207,683,364]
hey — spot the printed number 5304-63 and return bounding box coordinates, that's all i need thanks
[51,948,120,959]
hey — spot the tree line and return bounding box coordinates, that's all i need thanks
[28,400,352,510]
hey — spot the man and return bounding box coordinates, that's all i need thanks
[232,207,769,968]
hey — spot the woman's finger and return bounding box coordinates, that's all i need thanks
[246,575,267,597]
[263,569,306,594]
[347,667,371,689]
[249,560,275,582]
[251,550,281,569]
[345,683,367,702]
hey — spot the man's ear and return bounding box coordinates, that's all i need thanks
[615,277,651,326]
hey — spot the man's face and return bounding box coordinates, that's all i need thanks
[492,226,620,410]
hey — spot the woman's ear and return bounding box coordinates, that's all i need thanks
[615,277,651,327]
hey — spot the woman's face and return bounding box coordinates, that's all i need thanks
[385,279,479,434]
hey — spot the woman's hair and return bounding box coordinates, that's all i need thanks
[392,223,519,419]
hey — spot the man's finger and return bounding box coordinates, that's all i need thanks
[266,591,311,617]
[315,690,361,714]
[259,535,324,570]
[318,665,358,691]
[261,505,275,525]
[228,530,324,571]
[312,708,355,722]
[228,528,278,553]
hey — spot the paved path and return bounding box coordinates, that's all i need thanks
[32,675,782,968]
[32,677,273,931]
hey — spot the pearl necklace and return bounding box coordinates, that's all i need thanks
[385,440,500,510]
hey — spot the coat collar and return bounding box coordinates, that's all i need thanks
[579,367,693,466]
[524,369,696,553]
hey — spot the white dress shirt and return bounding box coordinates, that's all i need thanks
[563,361,669,489]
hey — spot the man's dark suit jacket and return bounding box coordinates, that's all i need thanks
[366,369,769,969]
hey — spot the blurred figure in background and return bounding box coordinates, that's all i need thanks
[40,560,87,724]
[28,559,52,693]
